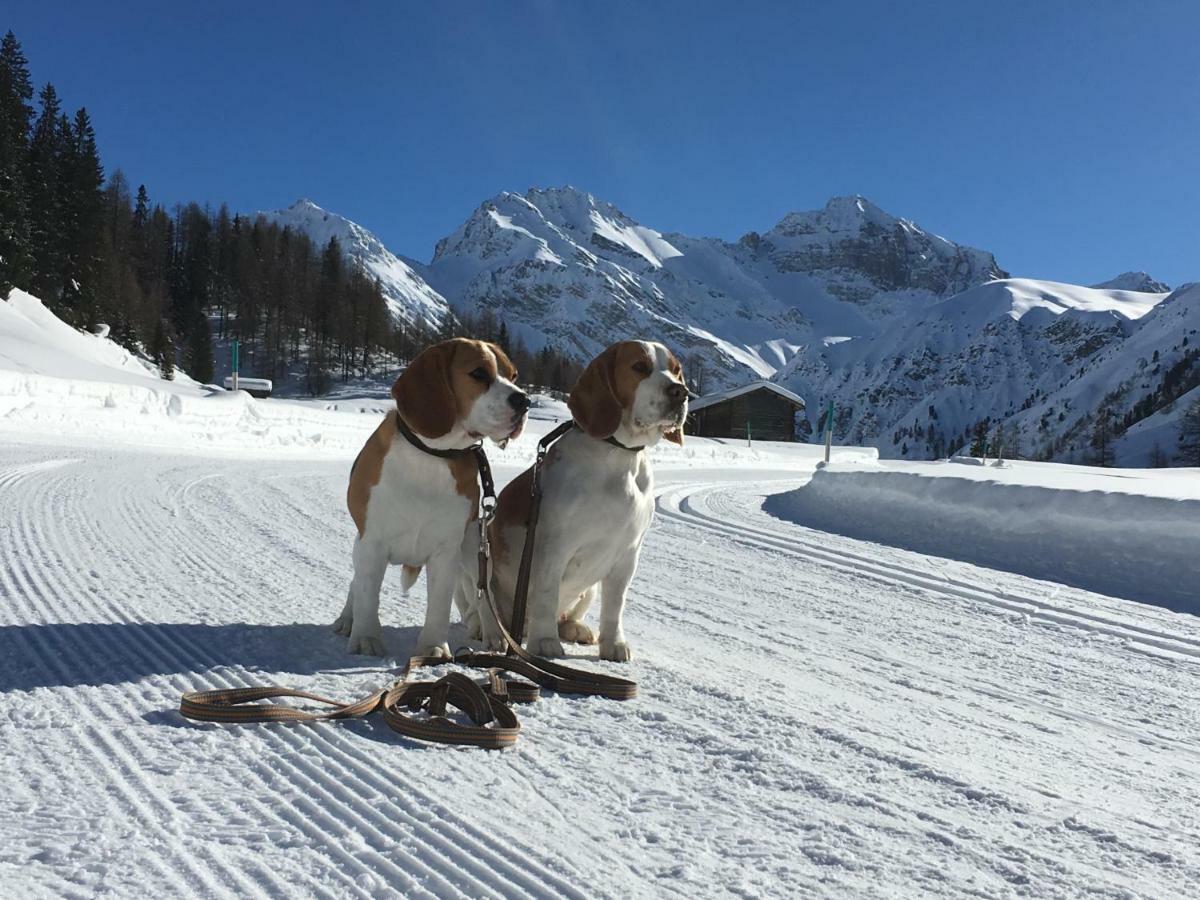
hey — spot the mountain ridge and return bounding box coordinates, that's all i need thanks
[264,188,1194,465]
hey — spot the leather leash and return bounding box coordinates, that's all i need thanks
[179,419,636,748]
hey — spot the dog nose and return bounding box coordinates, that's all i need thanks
[508,391,531,413]
[666,383,687,404]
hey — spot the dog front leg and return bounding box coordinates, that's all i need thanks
[347,538,389,656]
[558,583,598,644]
[524,555,568,658]
[599,547,641,662]
[415,553,457,660]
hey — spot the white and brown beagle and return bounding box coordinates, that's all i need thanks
[461,340,687,662]
[334,338,529,657]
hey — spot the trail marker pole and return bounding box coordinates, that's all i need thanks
[232,340,240,392]
[746,421,751,448]
[823,401,834,463]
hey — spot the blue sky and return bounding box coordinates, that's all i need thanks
[9,1,1198,285]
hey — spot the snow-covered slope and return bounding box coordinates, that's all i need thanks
[262,200,450,330]
[0,289,196,391]
[421,188,1003,386]
[775,278,1184,462]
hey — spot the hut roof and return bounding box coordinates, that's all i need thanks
[689,380,805,413]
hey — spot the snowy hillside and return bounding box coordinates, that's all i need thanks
[262,200,450,330]
[775,278,1187,462]
[0,288,196,392]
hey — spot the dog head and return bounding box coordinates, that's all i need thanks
[392,338,529,446]
[568,341,687,447]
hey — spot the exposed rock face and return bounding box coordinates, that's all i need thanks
[759,196,1007,304]
[1090,271,1171,293]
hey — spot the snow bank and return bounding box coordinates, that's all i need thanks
[0,289,198,390]
[766,459,1200,613]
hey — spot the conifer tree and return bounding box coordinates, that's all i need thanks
[59,107,104,322]
[1088,407,1115,467]
[150,316,176,380]
[27,83,64,300]
[1178,395,1200,467]
[0,31,34,296]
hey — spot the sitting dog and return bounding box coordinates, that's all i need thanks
[334,338,529,657]
[464,340,687,661]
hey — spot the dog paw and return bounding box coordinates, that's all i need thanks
[332,612,353,636]
[527,636,566,658]
[415,642,452,661]
[347,631,388,656]
[599,639,633,662]
[558,619,596,644]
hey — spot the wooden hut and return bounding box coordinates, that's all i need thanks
[687,381,805,442]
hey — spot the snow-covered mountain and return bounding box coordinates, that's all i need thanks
[1091,271,1171,293]
[262,200,450,330]
[417,188,1005,386]
[267,189,1194,465]
[776,278,1195,463]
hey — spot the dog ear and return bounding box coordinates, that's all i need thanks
[663,426,684,446]
[392,341,458,439]
[489,342,518,382]
[569,345,623,439]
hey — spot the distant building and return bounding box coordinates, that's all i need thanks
[223,377,274,399]
[687,381,806,442]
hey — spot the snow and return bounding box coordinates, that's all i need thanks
[4,292,1200,896]
[0,289,199,392]
[767,457,1200,613]
[222,377,273,392]
[688,380,806,412]
[262,200,451,330]
[998,278,1167,322]
[1091,271,1172,293]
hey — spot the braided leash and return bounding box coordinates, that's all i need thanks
[178,422,636,747]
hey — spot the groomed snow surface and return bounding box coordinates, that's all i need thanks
[769,458,1200,614]
[4,291,1200,897]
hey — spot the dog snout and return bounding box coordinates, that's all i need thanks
[508,391,531,414]
[665,382,687,405]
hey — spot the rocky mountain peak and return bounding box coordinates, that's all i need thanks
[1090,271,1171,293]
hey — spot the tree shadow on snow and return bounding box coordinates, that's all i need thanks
[0,619,474,693]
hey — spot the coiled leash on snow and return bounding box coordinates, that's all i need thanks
[179,421,636,749]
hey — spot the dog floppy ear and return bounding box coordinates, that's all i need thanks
[489,342,518,382]
[569,345,623,439]
[392,341,458,439]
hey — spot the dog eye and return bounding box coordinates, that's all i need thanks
[632,361,652,375]
[469,367,492,383]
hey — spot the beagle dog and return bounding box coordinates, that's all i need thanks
[334,338,529,657]
[462,340,687,662]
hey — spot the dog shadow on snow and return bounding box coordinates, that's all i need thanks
[0,619,464,694]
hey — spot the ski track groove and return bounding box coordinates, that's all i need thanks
[107,459,599,900]
[3,471,247,899]
[161,474,604,899]
[97,466,570,899]
[8,461,422,899]
[636,526,1200,762]
[7,448,1200,896]
[656,481,1200,660]
[42,468,362,900]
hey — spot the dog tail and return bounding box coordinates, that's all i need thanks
[400,564,422,595]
